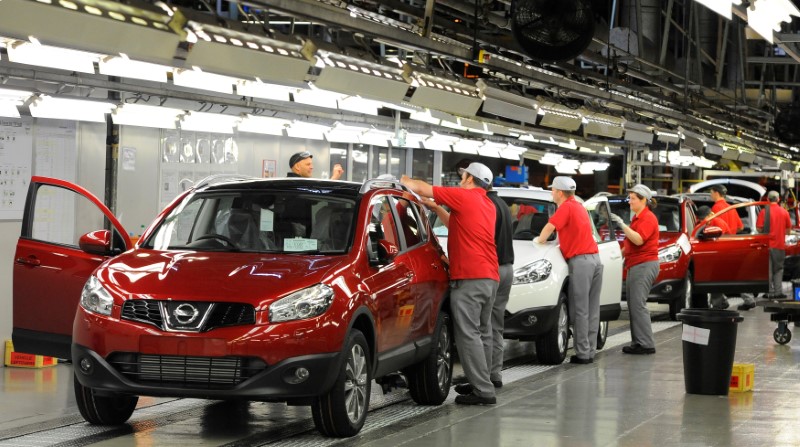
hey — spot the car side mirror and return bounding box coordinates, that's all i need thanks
[699,226,723,239]
[377,239,398,264]
[79,230,113,256]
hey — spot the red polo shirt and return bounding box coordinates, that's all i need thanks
[712,199,743,234]
[623,207,659,268]
[433,186,499,281]
[549,196,598,259]
[756,203,791,249]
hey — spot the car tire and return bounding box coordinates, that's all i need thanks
[596,320,609,350]
[669,272,692,320]
[312,330,371,437]
[405,311,453,405]
[73,374,137,425]
[535,291,569,365]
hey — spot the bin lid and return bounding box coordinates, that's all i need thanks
[676,308,744,324]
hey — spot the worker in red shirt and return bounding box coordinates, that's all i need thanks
[534,176,602,364]
[710,184,743,234]
[707,184,742,309]
[753,190,792,303]
[695,206,731,235]
[401,162,499,406]
[610,184,659,355]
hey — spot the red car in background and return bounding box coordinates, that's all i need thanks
[602,193,771,317]
[13,176,452,437]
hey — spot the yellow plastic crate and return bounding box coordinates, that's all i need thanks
[4,340,57,368]
[730,363,754,392]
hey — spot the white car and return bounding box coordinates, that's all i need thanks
[431,187,623,364]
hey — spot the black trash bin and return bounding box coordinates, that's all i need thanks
[675,309,744,395]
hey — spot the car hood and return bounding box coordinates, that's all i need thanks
[97,250,348,305]
[512,239,560,269]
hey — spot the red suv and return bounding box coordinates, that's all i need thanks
[607,194,771,316]
[13,176,452,437]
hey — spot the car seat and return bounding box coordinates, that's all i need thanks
[216,208,265,249]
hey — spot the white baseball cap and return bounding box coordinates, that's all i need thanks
[548,176,576,191]
[458,162,493,185]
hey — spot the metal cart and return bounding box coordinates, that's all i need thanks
[761,299,800,344]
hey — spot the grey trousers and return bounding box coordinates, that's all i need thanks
[451,278,499,398]
[626,261,659,349]
[567,254,603,360]
[769,248,786,295]
[490,264,514,383]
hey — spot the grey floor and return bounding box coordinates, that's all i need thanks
[1,291,799,446]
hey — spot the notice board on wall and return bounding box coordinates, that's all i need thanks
[0,117,33,220]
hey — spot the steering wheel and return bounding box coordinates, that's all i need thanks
[195,234,238,248]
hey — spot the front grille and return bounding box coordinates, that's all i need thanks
[121,300,255,331]
[107,352,267,389]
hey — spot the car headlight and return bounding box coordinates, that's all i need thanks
[786,234,798,246]
[80,275,113,316]
[513,259,552,285]
[658,244,682,263]
[269,284,334,323]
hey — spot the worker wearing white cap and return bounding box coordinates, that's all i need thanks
[752,190,792,305]
[534,176,602,364]
[401,162,499,405]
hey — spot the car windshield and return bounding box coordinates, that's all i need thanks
[609,198,682,232]
[142,190,356,254]
[504,198,555,241]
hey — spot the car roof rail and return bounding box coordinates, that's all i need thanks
[360,176,422,200]
[193,174,257,189]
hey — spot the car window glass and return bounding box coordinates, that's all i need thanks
[395,197,422,248]
[369,196,400,251]
[30,184,106,248]
[685,203,696,235]
[412,202,429,242]
[430,205,450,237]
[502,198,553,241]
[145,191,356,253]
[585,201,613,242]
[654,201,680,232]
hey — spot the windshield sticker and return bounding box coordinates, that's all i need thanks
[260,209,274,232]
[284,237,318,252]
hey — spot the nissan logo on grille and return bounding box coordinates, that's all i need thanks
[173,303,199,324]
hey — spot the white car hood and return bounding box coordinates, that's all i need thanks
[512,239,562,270]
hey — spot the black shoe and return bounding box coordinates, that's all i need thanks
[454,383,474,395]
[455,393,496,405]
[569,355,593,364]
[622,344,656,355]
[711,301,729,310]
[776,293,788,299]
[492,380,503,388]
[738,302,756,311]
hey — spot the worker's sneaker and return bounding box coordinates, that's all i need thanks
[738,301,756,311]
[454,383,474,395]
[455,393,496,405]
[622,344,656,355]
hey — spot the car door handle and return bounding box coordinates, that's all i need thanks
[749,243,766,248]
[16,256,41,267]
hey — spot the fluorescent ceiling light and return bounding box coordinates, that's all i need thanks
[286,121,329,141]
[30,95,114,122]
[0,0,180,65]
[173,68,237,95]
[326,123,367,144]
[477,141,504,158]
[656,129,681,144]
[360,128,394,147]
[410,108,450,125]
[539,153,563,166]
[478,81,539,124]
[501,143,527,160]
[422,132,458,151]
[441,117,469,132]
[237,114,290,136]
[583,112,624,138]
[695,0,741,20]
[537,100,583,131]
[555,164,577,175]
[99,56,170,83]
[338,96,380,116]
[184,21,311,85]
[180,111,239,134]
[460,117,493,135]
[747,0,800,43]
[0,87,31,116]
[237,80,295,102]
[452,138,482,155]
[112,103,182,129]
[7,41,96,73]
[409,73,482,117]
[396,131,427,148]
[294,88,342,109]
[314,53,409,103]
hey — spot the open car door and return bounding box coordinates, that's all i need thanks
[12,176,130,359]
[690,201,769,295]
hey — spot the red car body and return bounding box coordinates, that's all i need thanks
[13,176,452,437]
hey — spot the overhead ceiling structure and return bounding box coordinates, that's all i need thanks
[2,0,800,171]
